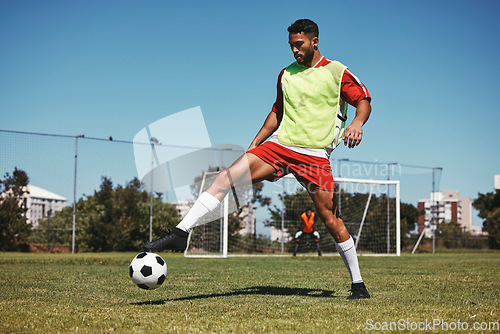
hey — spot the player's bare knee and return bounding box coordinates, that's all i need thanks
[323,215,339,231]
[210,169,232,196]
[217,168,230,181]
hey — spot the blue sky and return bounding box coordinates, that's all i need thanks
[1,0,499,227]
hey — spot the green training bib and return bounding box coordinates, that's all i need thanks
[278,60,347,149]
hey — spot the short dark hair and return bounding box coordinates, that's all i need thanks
[287,19,319,37]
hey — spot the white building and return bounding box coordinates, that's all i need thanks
[173,200,195,219]
[23,185,67,228]
[418,190,472,237]
[237,205,256,236]
[172,201,256,236]
[270,226,292,243]
[495,175,500,190]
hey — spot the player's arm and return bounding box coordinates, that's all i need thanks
[340,69,372,149]
[248,110,281,151]
[344,99,371,148]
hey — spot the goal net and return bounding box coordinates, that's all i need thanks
[185,175,400,257]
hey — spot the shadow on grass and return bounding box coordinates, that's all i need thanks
[130,286,340,305]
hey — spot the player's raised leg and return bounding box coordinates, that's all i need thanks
[143,152,276,252]
[307,184,370,300]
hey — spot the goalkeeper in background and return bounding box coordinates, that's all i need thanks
[293,210,322,256]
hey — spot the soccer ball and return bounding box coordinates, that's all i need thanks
[129,252,167,290]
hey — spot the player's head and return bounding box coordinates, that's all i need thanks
[287,19,319,66]
[287,19,319,38]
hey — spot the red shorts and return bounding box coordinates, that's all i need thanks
[247,141,335,191]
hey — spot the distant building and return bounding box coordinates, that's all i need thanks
[172,201,256,235]
[468,225,487,236]
[23,185,67,228]
[270,226,292,243]
[418,190,472,237]
[237,205,256,236]
[495,175,500,190]
[173,200,195,219]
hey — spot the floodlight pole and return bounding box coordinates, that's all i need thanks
[386,163,398,253]
[281,180,285,254]
[149,137,160,242]
[72,134,84,254]
[149,153,154,242]
[431,167,442,254]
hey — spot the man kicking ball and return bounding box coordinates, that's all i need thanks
[144,18,372,300]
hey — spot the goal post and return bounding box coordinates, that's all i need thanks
[184,174,401,257]
[335,177,401,256]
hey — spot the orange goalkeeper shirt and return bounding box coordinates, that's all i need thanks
[300,212,315,233]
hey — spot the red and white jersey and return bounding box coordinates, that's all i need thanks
[269,57,371,159]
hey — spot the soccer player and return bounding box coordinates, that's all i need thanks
[293,210,322,256]
[144,19,372,300]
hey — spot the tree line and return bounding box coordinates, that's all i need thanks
[1,167,499,252]
[0,168,180,252]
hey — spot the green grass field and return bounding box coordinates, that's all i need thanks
[0,251,498,333]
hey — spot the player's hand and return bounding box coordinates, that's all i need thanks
[343,121,363,148]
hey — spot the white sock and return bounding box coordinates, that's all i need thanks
[176,192,220,233]
[335,236,363,284]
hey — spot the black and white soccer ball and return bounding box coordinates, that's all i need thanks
[129,252,167,290]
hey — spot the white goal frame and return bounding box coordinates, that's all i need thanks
[336,177,401,256]
[184,175,401,258]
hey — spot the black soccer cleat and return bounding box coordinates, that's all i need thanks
[347,282,371,300]
[142,228,189,252]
